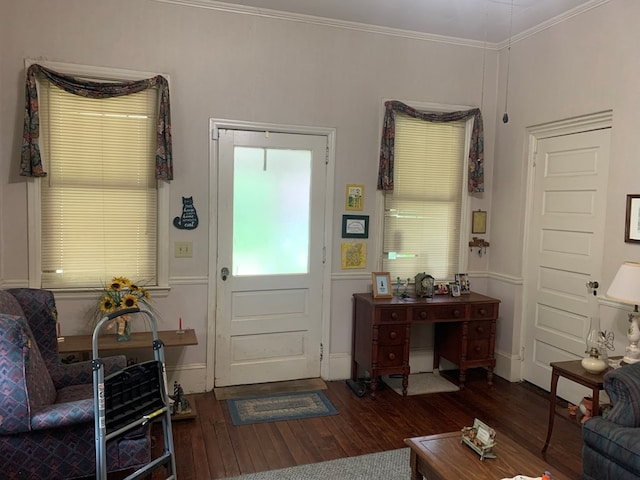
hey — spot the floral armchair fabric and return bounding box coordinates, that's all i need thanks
[582,362,640,480]
[0,289,151,479]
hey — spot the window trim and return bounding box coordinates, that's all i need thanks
[25,59,170,291]
[376,99,472,278]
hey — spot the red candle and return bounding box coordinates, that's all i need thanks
[57,322,61,337]
[179,317,182,330]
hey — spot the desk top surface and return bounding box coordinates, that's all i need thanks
[354,291,500,306]
[58,328,198,353]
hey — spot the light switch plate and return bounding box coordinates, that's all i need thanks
[175,241,193,258]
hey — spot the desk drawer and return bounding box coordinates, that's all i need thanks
[470,303,498,319]
[414,305,465,322]
[376,345,404,367]
[467,321,493,339]
[467,338,491,360]
[376,308,407,323]
[377,324,406,345]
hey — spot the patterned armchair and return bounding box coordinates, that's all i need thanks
[582,362,640,480]
[0,289,151,479]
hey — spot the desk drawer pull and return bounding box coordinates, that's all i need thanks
[391,312,398,320]
[419,311,428,320]
[479,308,487,316]
[453,309,461,318]
[389,331,397,339]
[476,326,485,334]
[388,352,396,361]
[474,346,482,353]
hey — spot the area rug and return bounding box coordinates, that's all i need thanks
[383,371,459,396]
[220,447,410,480]
[227,390,338,425]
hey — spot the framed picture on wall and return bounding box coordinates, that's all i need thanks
[341,242,367,269]
[342,215,369,238]
[345,184,364,211]
[625,194,640,243]
[472,210,487,234]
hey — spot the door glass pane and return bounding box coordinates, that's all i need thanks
[233,147,311,276]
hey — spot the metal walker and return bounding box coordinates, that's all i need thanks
[92,307,177,479]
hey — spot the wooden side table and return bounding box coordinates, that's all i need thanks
[542,359,610,453]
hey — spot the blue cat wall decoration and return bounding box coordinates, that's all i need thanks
[173,196,199,230]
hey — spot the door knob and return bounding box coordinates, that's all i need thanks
[586,281,599,296]
[221,267,229,281]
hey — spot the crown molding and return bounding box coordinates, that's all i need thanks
[154,0,611,51]
[153,0,495,50]
[497,0,611,50]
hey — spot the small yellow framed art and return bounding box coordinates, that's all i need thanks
[341,242,366,269]
[472,210,487,234]
[345,184,364,211]
[371,272,393,299]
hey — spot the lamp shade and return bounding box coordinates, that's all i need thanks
[607,262,640,306]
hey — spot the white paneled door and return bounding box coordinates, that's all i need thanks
[214,128,328,387]
[523,126,611,404]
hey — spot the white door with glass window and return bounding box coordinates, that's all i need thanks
[214,129,328,387]
[523,127,611,403]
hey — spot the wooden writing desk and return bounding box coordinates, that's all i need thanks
[351,292,500,397]
[58,329,198,358]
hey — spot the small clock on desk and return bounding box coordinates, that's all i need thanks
[415,273,435,298]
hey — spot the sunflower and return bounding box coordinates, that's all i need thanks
[99,295,118,313]
[120,293,139,309]
[109,276,130,291]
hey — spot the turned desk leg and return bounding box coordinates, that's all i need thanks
[458,369,467,390]
[542,369,560,453]
[369,375,378,399]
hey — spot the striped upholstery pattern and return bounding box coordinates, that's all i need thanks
[0,289,151,479]
[582,362,640,479]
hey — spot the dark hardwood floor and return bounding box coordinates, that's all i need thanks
[150,369,583,479]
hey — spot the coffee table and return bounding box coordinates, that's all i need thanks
[405,431,571,480]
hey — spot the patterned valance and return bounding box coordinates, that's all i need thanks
[378,100,484,193]
[20,64,173,181]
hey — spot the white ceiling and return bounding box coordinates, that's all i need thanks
[202,0,604,44]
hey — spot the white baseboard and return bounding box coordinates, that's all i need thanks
[494,349,522,382]
[166,363,207,394]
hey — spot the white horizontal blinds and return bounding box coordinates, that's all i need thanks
[383,113,465,281]
[40,81,158,288]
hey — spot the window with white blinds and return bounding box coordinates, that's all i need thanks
[38,81,158,288]
[382,113,466,281]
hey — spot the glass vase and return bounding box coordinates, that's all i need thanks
[116,315,131,342]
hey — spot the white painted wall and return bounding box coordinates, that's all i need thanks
[490,0,640,379]
[16,0,640,392]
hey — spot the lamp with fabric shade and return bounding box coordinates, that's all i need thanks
[607,261,640,364]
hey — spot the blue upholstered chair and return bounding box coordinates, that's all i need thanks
[0,289,151,479]
[582,361,640,479]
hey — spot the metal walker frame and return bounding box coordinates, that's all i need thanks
[92,307,177,479]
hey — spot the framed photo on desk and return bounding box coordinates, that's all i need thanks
[372,272,393,299]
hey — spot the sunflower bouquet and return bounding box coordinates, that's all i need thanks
[92,276,151,339]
